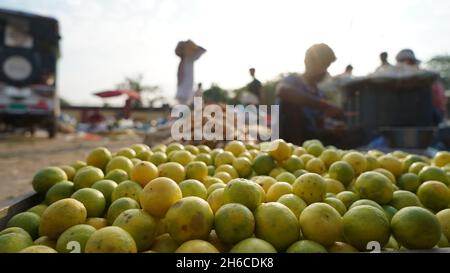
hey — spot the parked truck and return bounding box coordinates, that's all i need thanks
[0,8,60,138]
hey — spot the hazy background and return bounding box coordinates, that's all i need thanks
[2,0,450,105]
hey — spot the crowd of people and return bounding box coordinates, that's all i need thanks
[173,40,448,147]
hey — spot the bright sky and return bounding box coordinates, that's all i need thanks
[2,0,450,106]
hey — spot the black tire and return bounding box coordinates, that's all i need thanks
[0,49,37,86]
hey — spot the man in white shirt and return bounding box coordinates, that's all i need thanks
[175,40,206,105]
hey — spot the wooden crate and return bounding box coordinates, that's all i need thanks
[340,76,435,145]
[0,192,43,230]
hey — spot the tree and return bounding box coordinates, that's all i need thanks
[230,86,247,104]
[59,97,71,107]
[203,84,231,103]
[427,55,450,90]
[228,74,283,105]
[116,74,160,107]
[261,77,282,105]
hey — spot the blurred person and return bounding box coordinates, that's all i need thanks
[276,43,345,145]
[192,82,204,106]
[246,67,262,104]
[175,40,206,105]
[87,109,106,132]
[376,52,392,71]
[321,64,354,107]
[431,78,447,124]
[343,64,353,76]
[88,109,105,124]
[396,49,420,68]
[123,97,132,119]
[194,82,203,97]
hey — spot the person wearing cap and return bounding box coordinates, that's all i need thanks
[396,48,420,68]
[275,43,345,145]
[396,48,447,124]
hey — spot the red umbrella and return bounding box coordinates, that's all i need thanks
[94,90,140,100]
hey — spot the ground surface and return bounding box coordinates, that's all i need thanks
[0,132,142,203]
